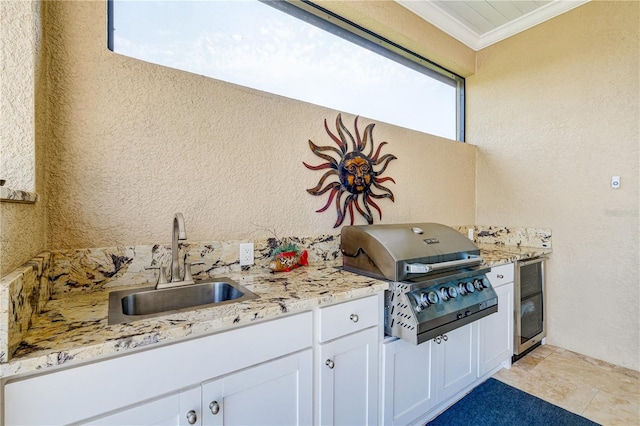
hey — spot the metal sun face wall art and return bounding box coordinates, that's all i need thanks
[304,114,398,228]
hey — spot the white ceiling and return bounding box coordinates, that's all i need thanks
[396,0,590,50]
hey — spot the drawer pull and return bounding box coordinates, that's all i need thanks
[186,410,198,424]
[497,274,504,279]
[349,314,359,323]
[326,359,335,369]
[209,401,220,415]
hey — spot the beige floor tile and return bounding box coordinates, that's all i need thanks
[538,352,640,401]
[582,389,640,426]
[529,343,558,358]
[612,364,640,381]
[496,367,599,415]
[494,344,640,426]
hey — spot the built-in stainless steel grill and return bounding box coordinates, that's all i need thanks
[341,223,498,344]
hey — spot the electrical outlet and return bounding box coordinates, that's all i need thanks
[239,243,254,266]
[611,176,620,189]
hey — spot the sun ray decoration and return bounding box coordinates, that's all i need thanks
[304,114,398,228]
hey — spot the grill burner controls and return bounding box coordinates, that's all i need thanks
[458,281,475,296]
[440,286,458,301]
[408,277,490,314]
[386,274,498,344]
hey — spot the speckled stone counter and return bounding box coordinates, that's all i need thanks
[477,243,551,265]
[0,246,551,379]
[0,263,388,378]
[0,186,39,203]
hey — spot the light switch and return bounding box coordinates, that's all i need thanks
[611,176,620,189]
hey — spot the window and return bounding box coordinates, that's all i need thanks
[108,0,465,141]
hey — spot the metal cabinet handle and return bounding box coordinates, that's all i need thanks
[497,274,504,279]
[186,410,198,425]
[349,314,359,323]
[209,401,220,415]
[434,334,449,344]
[326,359,335,369]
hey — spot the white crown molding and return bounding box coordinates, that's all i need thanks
[396,0,482,49]
[396,0,591,51]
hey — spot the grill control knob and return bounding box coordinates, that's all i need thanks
[474,279,484,291]
[420,292,430,305]
[427,291,439,304]
[458,282,468,296]
[439,288,450,301]
[447,286,458,299]
[440,286,458,300]
[465,282,475,293]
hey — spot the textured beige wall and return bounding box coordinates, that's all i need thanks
[0,0,36,191]
[42,0,476,250]
[0,0,47,277]
[467,1,639,370]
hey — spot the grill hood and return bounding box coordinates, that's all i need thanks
[341,223,482,281]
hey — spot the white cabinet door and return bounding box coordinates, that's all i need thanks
[381,337,436,426]
[478,281,514,376]
[201,349,313,426]
[86,386,201,426]
[436,323,478,402]
[318,327,378,426]
[382,323,477,426]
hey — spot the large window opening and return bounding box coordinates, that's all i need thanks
[108,0,465,141]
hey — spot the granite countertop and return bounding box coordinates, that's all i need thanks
[0,245,550,378]
[476,243,551,265]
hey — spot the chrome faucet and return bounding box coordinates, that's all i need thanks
[171,213,187,283]
[148,213,201,289]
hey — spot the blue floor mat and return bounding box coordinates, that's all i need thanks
[427,378,600,426]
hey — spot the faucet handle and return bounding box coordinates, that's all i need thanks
[184,261,205,283]
[145,264,169,287]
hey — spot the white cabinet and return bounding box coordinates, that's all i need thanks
[87,386,202,426]
[318,327,378,426]
[315,295,380,426]
[381,323,476,426]
[437,323,478,401]
[91,350,313,426]
[3,312,312,425]
[381,335,436,426]
[478,263,514,376]
[201,350,312,426]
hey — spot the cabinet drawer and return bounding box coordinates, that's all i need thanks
[318,295,379,342]
[486,263,514,287]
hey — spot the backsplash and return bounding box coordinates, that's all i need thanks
[0,225,551,362]
[453,225,552,248]
[48,235,342,296]
[0,252,51,363]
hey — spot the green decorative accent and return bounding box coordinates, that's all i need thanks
[272,242,299,256]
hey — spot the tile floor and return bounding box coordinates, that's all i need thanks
[493,344,640,426]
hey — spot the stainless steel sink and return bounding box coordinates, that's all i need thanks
[108,278,259,325]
